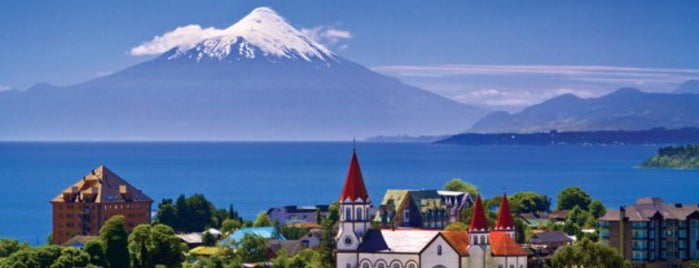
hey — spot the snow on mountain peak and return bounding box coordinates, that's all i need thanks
[168,7,336,63]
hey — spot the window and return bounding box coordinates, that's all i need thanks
[347,264,352,268]
[407,264,416,268]
[378,263,385,268]
[392,263,400,268]
[437,245,442,255]
[345,207,352,221]
[362,263,370,268]
[473,236,479,245]
[357,208,363,221]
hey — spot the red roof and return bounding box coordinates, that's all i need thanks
[440,231,470,256]
[489,232,527,256]
[339,150,370,202]
[469,195,490,232]
[495,192,515,231]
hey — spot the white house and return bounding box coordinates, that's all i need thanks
[336,150,528,268]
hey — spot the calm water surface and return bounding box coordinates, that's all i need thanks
[1,142,697,244]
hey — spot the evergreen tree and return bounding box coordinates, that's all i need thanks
[100,215,130,268]
[253,212,272,227]
[84,239,108,267]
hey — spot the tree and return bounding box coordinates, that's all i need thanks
[202,231,217,246]
[221,218,242,234]
[508,192,551,213]
[84,239,108,268]
[327,202,340,224]
[100,215,130,268]
[50,247,91,268]
[551,238,630,268]
[691,260,699,268]
[589,200,607,218]
[155,198,177,228]
[128,224,153,268]
[557,187,592,211]
[237,234,267,263]
[128,223,185,268]
[185,194,216,232]
[315,208,322,224]
[253,212,272,227]
[281,225,309,240]
[444,222,468,231]
[444,178,478,196]
[0,238,29,257]
[514,218,527,243]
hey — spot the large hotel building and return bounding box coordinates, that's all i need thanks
[598,198,699,268]
[50,166,152,244]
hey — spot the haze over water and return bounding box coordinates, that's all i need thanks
[1,142,697,244]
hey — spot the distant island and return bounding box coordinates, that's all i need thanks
[640,145,699,169]
[436,128,699,146]
[364,135,449,143]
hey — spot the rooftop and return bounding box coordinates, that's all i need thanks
[599,197,699,221]
[51,165,152,204]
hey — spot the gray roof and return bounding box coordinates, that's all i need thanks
[530,231,573,244]
[599,197,699,222]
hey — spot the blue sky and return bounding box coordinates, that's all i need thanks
[1,1,698,111]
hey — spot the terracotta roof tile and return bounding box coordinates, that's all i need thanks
[440,231,469,256]
[490,232,527,256]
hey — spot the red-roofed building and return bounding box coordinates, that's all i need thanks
[336,149,527,268]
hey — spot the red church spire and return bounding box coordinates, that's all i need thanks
[339,150,370,202]
[495,192,515,231]
[469,194,490,232]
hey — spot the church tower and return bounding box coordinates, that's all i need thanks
[467,194,491,268]
[336,149,371,258]
[494,192,516,239]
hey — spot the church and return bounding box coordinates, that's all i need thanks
[336,150,528,268]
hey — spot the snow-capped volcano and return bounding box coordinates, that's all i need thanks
[166,7,336,63]
[0,7,486,140]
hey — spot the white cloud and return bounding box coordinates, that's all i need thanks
[130,25,224,56]
[300,26,352,49]
[0,84,12,92]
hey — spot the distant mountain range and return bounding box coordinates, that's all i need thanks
[675,80,699,94]
[0,7,484,141]
[470,86,699,133]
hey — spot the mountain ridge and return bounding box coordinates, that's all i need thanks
[0,7,485,141]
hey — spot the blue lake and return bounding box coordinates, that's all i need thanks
[0,142,697,244]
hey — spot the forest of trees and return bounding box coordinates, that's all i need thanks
[641,144,699,169]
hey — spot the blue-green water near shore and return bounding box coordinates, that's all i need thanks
[1,142,697,244]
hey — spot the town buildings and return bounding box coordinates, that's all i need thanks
[268,205,330,225]
[374,189,472,229]
[336,150,527,268]
[598,197,699,268]
[50,166,152,244]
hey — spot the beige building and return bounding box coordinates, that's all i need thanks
[51,166,152,244]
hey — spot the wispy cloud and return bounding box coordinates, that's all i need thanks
[0,84,12,92]
[371,64,699,111]
[130,25,222,56]
[300,26,352,50]
[371,64,699,84]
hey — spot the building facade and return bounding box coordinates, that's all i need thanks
[268,205,330,225]
[598,197,699,268]
[336,150,527,268]
[374,190,472,229]
[51,166,152,244]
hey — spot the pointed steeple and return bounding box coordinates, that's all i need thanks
[495,192,515,231]
[469,194,489,232]
[340,150,370,202]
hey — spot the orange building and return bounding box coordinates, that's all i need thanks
[50,166,152,244]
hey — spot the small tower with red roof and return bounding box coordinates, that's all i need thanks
[468,194,490,246]
[337,149,371,253]
[494,192,516,239]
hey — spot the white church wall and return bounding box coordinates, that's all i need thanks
[420,236,460,268]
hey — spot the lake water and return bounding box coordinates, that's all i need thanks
[1,142,697,244]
